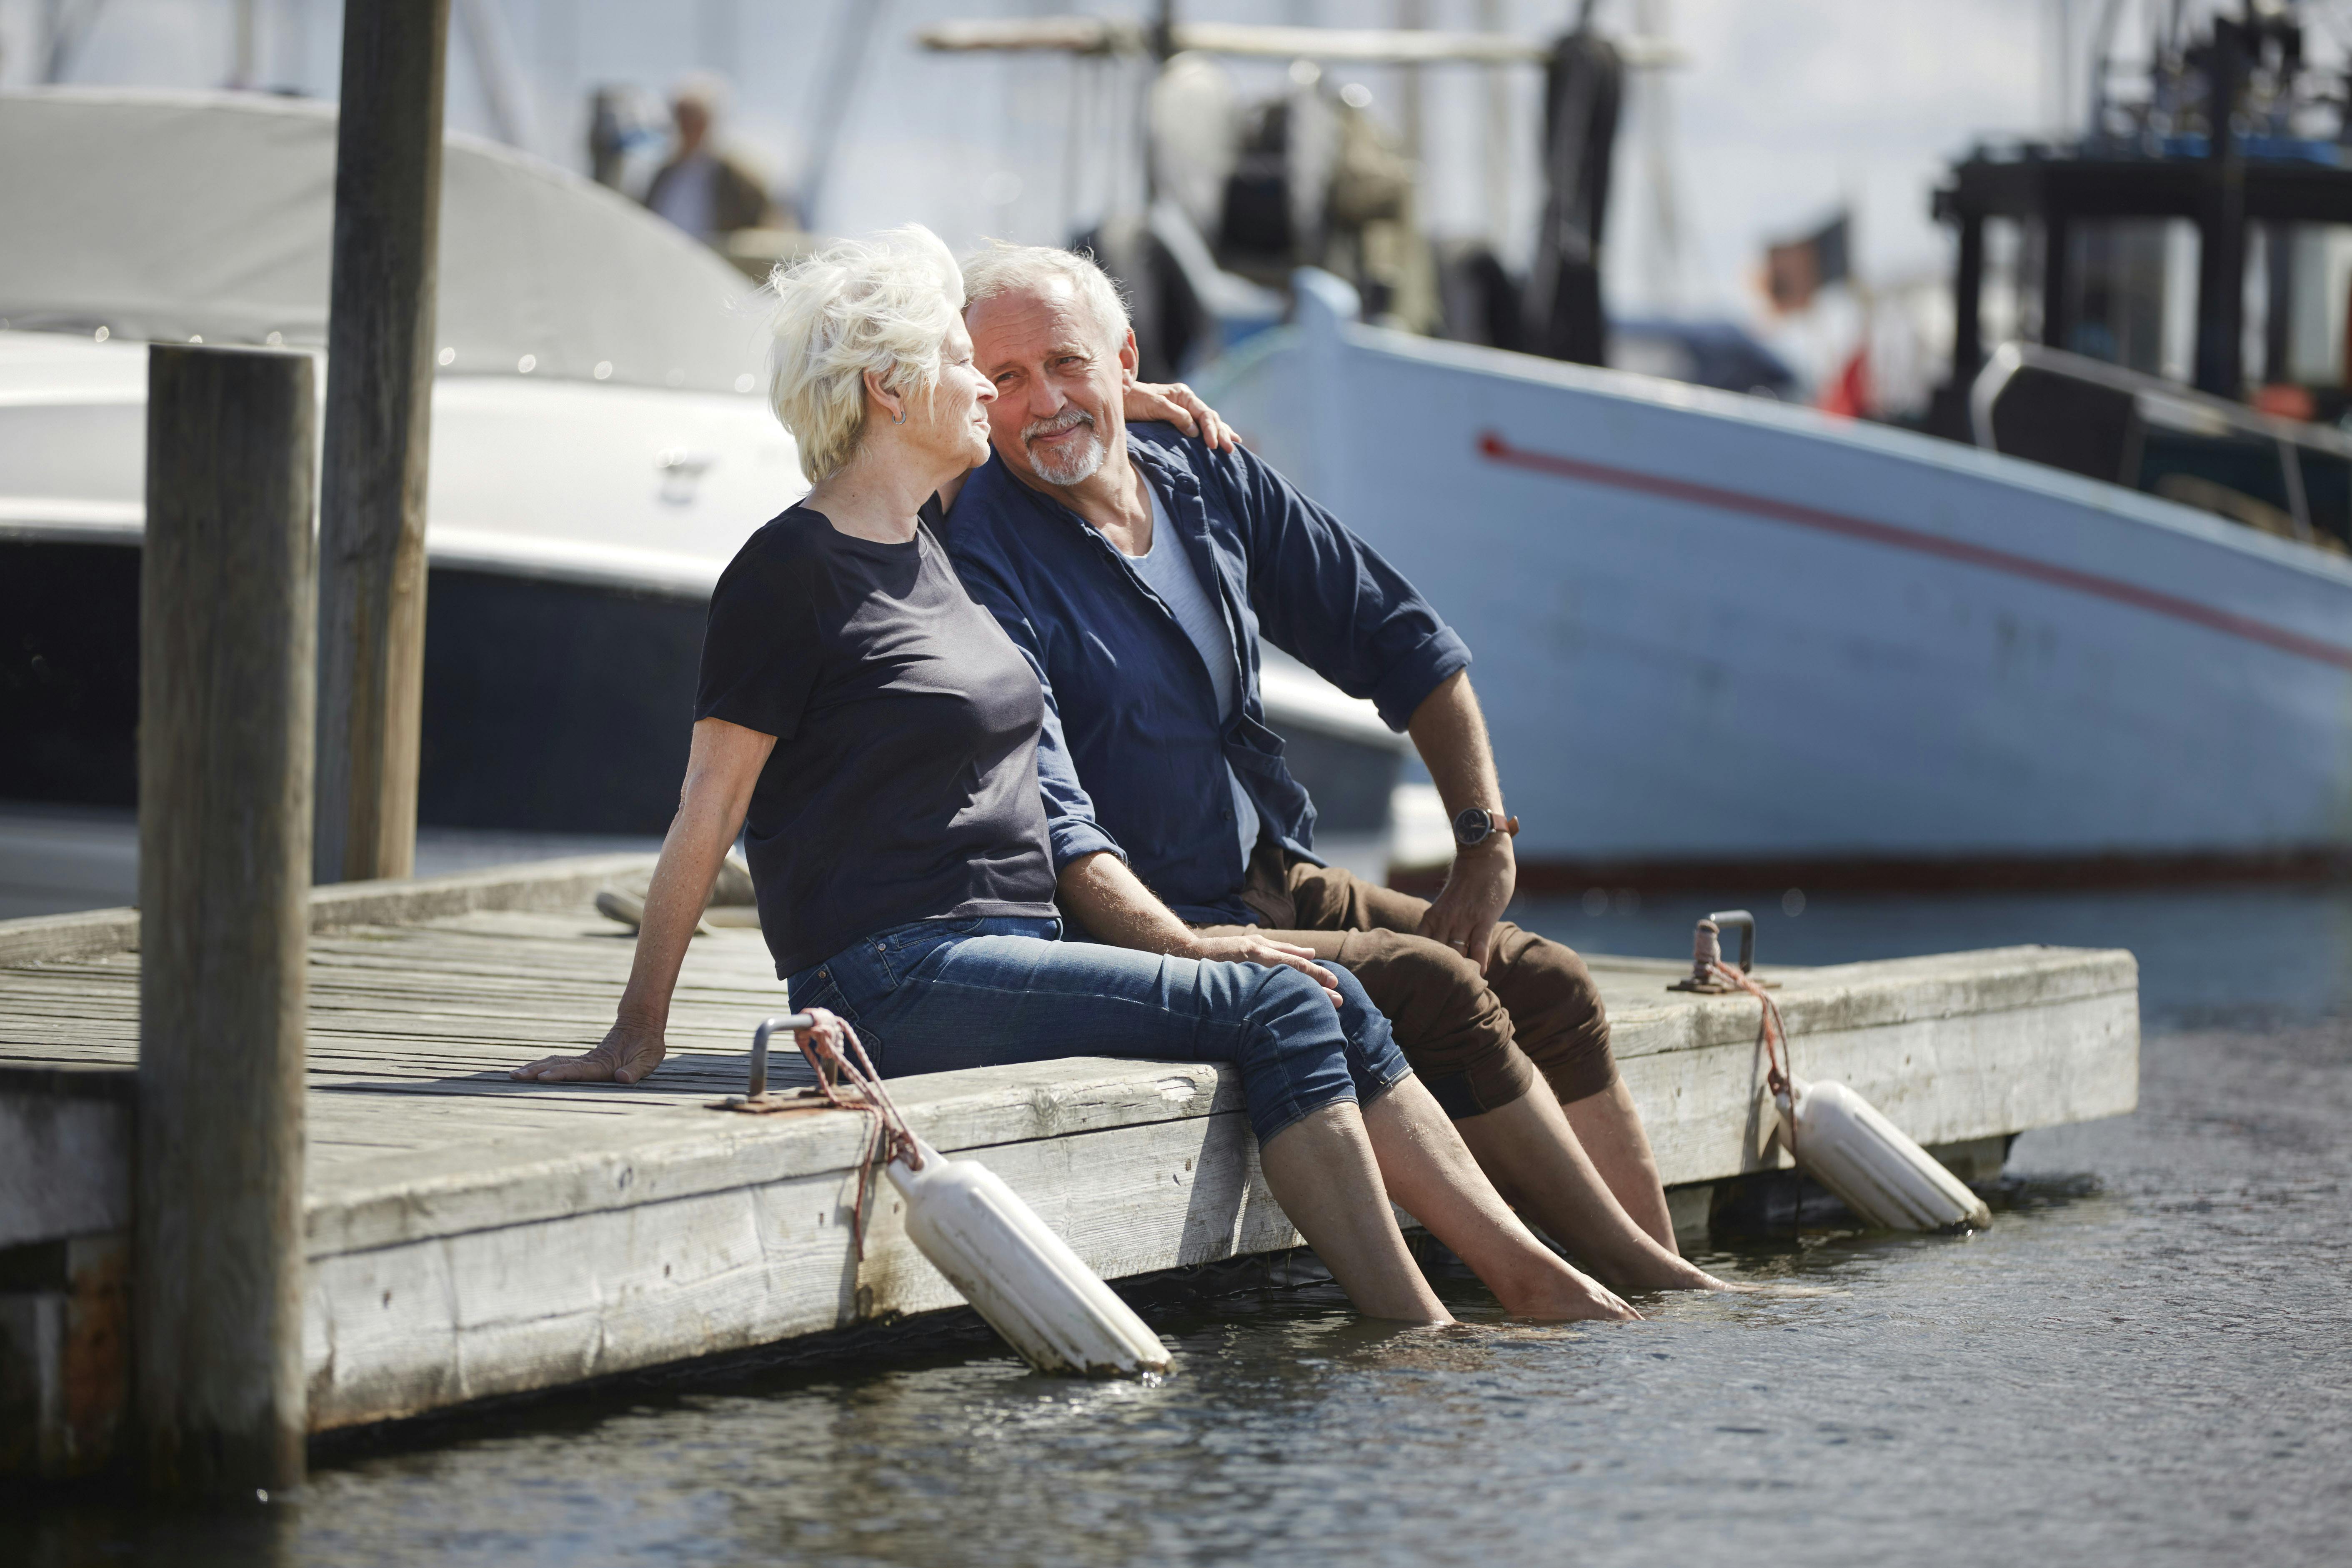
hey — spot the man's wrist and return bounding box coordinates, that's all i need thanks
[1449,804,1519,851]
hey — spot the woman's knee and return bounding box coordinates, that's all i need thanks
[1231,965,1359,1133]
[1240,963,1346,1051]
[1321,962,1415,1110]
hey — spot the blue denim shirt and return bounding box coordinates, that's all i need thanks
[945,424,1470,925]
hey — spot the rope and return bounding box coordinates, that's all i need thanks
[1707,958,1804,1233]
[793,1008,924,1259]
[1707,959,1793,1105]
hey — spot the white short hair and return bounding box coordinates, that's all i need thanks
[960,240,1131,347]
[764,226,964,483]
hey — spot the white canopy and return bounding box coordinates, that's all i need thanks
[0,88,766,395]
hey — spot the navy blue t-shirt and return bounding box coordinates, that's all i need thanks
[695,504,1058,977]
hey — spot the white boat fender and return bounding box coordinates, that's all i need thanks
[1701,948,1992,1233]
[752,1010,1172,1378]
[1775,1076,1993,1233]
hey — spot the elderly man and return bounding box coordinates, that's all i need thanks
[942,244,1720,1293]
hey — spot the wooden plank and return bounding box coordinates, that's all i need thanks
[0,915,2143,1446]
[0,909,140,967]
[136,343,317,1496]
[1600,948,2139,1059]
[0,1234,130,1479]
[303,1057,1241,1256]
[0,1085,132,1247]
[1626,990,2140,1185]
[0,854,659,965]
[303,1108,1290,1428]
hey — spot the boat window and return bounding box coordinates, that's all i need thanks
[2271,225,2352,392]
[2293,447,2352,552]
[1982,219,2027,351]
[2134,427,2300,535]
[2056,220,2197,382]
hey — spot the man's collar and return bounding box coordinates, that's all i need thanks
[986,435,1138,523]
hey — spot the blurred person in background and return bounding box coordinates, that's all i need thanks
[644,73,776,243]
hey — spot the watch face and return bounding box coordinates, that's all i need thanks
[1452,808,1491,844]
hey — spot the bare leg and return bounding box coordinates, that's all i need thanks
[1360,1078,1638,1322]
[1564,1078,1679,1252]
[1258,1102,1453,1325]
[1454,1089,1724,1290]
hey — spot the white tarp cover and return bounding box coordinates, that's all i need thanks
[0,88,767,395]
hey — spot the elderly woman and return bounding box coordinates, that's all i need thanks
[515,227,1631,1325]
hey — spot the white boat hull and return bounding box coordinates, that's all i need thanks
[1205,275,2352,882]
[0,333,1402,886]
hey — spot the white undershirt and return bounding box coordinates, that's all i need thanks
[1126,485,1261,873]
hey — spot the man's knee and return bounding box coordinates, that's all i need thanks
[1348,932,1536,1120]
[1491,930,1618,1103]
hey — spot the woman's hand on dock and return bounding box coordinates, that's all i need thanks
[510,1022,668,1085]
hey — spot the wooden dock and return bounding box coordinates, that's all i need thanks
[0,855,2139,1472]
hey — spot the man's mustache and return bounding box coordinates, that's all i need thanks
[1022,407,1096,445]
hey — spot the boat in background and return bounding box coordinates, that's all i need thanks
[2,88,794,841]
[0,90,1401,916]
[1972,342,2352,554]
[1205,270,2352,889]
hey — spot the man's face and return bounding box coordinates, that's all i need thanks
[673,99,710,151]
[966,280,1138,491]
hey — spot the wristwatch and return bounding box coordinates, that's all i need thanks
[1451,806,1520,850]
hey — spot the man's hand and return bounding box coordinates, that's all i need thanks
[1123,379,1237,452]
[1187,932,1345,1006]
[511,1019,667,1085]
[1416,841,1516,974]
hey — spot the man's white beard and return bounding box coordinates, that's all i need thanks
[1026,409,1109,486]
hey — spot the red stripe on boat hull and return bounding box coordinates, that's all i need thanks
[1476,430,2352,673]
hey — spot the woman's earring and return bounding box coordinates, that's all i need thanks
[892,407,906,425]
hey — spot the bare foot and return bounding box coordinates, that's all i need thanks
[1499,1261,1642,1323]
[1633,1258,1743,1293]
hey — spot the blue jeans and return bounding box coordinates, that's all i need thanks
[787,916,1412,1145]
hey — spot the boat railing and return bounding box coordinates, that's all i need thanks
[1969,341,2352,551]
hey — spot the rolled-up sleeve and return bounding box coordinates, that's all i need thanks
[952,547,1131,873]
[1219,444,1471,731]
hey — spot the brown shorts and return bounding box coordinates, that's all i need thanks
[1189,845,1618,1120]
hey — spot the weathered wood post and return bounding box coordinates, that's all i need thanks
[137,345,318,1496]
[314,0,451,884]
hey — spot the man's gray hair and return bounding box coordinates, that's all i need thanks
[960,240,1131,345]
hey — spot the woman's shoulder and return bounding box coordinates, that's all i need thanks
[711,503,835,605]
[746,500,836,553]
[722,502,833,569]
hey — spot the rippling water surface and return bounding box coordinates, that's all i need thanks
[25,888,2352,1565]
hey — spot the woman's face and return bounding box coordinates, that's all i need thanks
[910,318,996,471]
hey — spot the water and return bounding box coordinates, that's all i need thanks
[22,887,2352,1565]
